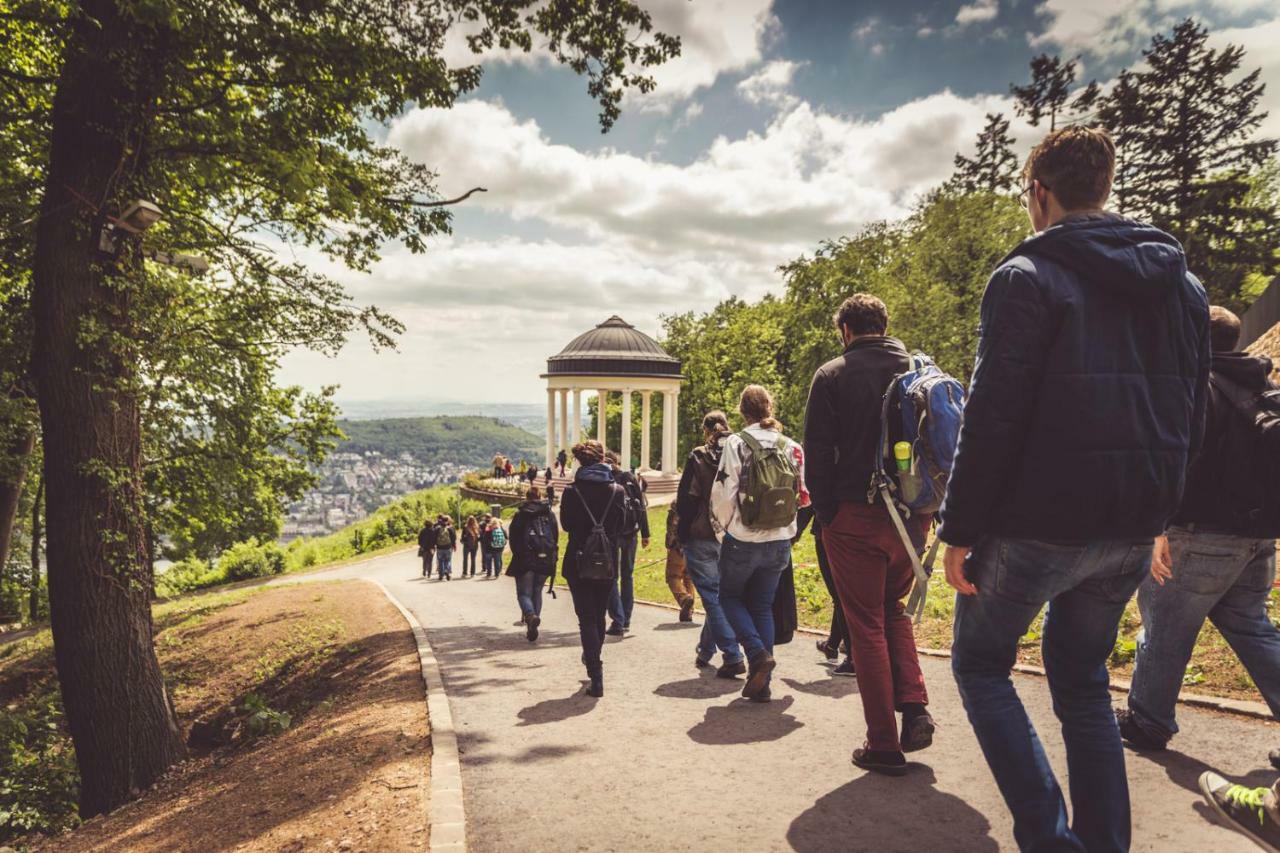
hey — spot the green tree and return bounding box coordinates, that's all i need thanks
[11,0,678,817]
[1010,53,1079,132]
[949,112,1020,195]
[1097,18,1279,308]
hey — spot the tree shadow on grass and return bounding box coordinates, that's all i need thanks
[516,689,599,726]
[687,695,803,745]
[787,767,998,852]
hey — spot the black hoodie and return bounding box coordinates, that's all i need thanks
[1172,351,1275,534]
[938,213,1210,547]
[506,499,559,576]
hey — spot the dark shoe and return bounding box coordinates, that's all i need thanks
[1115,708,1167,751]
[900,709,935,753]
[1199,772,1280,852]
[1270,748,1280,771]
[716,660,746,679]
[586,675,604,698]
[749,686,772,703]
[816,639,839,661]
[852,747,907,776]
[606,622,625,637]
[833,658,856,677]
[695,655,713,669]
[679,598,695,622]
[742,652,776,698]
[525,613,540,642]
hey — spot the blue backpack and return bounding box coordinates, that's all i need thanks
[871,354,966,620]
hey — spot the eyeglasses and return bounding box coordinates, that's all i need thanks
[1018,180,1050,210]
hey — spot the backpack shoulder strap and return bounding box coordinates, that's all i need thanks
[738,430,764,455]
[573,487,600,527]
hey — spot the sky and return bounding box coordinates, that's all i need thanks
[278,0,1280,412]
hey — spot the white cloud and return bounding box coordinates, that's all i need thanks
[917,26,937,38]
[1031,0,1277,58]
[1211,17,1280,140]
[956,0,1000,26]
[870,43,887,57]
[853,19,878,40]
[737,60,801,109]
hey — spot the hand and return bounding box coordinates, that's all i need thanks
[1150,535,1172,585]
[944,544,977,596]
[642,538,650,549]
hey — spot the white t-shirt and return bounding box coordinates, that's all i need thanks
[710,423,810,543]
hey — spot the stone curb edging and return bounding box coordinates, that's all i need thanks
[368,579,468,853]
[630,595,1274,722]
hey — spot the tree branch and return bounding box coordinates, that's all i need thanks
[384,187,488,208]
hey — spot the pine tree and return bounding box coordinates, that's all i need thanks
[950,113,1020,195]
[1097,18,1279,308]
[1011,54,1078,131]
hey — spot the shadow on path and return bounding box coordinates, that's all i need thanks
[688,695,803,745]
[787,767,998,852]
[781,675,859,699]
[517,689,600,726]
[1134,744,1277,827]
[655,671,744,700]
[652,622,700,632]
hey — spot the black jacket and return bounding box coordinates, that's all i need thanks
[506,499,559,576]
[417,526,435,552]
[804,336,912,524]
[937,214,1210,547]
[559,465,626,582]
[676,442,722,543]
[1172,351,1274,534]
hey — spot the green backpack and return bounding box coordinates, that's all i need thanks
[737,431,799,530]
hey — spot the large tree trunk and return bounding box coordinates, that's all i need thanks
[31,0,184,818]
[0,428,36,576]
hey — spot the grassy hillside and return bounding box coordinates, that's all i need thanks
[336,416,541,466]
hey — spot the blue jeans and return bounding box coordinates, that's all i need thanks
[683,538,742,665]
[608,534,639,627]
[717,535,790,662]
[1129,527,1280,741]
[483,549,503,576]
[436,549,453,577]
[952,536,1151,853]
[516,571,549,617]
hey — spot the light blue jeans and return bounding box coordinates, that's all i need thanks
[717,535,790,662]
[1129,527,1280,741]
[436,549,453,577]
[952,536,1151,853]
[483,549,503,576]
[516,571,549,617]
[683,538,741,665]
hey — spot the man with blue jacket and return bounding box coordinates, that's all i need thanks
[939,126,1210,852]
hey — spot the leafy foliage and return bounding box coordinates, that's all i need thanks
[0,685,80,841]
[950,113,1019,195]
[217,539,286,582]
[336,416,542,466]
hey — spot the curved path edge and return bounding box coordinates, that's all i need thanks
[368,578,468,853]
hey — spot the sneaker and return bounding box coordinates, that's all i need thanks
[742,651,776,699]
[716,660,746,679]
[586,675,604,698]
[1199,772,1280,852]
[526,613,540,642]
[833,658,856,677]
[749,686,772,704]
[606,622,625,637]
[852,746,907,777]
[816,639,839,661]
[679,598,695,622]
[900,710,935,753]
[1115,708,1167,751]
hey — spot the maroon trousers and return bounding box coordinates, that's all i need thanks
[822,501,929,752]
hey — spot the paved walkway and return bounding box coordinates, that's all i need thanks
[318,550,1273,852]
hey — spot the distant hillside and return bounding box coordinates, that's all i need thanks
[335,416,542,467]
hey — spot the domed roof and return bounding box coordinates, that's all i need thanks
[545,316,682,378]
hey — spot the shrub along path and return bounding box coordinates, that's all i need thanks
[311,548,1273,853]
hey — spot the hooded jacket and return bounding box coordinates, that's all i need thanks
[937,213,1210,547]
[506,498,559,576]
[675,440,723,543]
[1172,351,1275,534]
[559,463,626,582]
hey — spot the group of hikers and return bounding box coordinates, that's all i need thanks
[416,512,507,580]
[419,126,1280,852]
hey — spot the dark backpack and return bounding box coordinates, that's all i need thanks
[737,431,799,530]
[573,487,618,581]
[521,510,559,572]
[1210,374,1280,537]
[436,526,452,548]
[619,475,646,536]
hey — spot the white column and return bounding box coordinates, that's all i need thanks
[572,389,582,447]
[545,388,556,469]
[558,389,570,459]
[596,389,607,444]
[670,388,680,470]
[640,391,652,470]
[661,391,673,473]
[621,389,633,470]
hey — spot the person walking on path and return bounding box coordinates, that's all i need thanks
[417,519,437,578]
[676,411,744,678]
[798,508,855,677]
[606,450,651,635]
[803,293,933,775]
[556,448,568,478]
[460,516,481,578]
[938,126,1209,852]
[1119,305,1280,759]
[560,440,627,697]
[435,515,457,581]
[507,486,560,642]
[492,453,506,479]
[710,385,809,703]
[663,503,697,621]
[482,517,507,578]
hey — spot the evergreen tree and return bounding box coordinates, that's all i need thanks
[950,113,1020,195]
[1098,18,1279,308]
[1011,54,1077,131]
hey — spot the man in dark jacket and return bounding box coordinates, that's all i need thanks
[507,487,559,642]
[605,450,651,635]
[938,126,1210,852]
[804,293,933,776]
[1118,306,1280,758]
[417,520,436,578]
[434,515,457,580]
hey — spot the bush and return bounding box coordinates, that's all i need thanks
[0,687,80,841]
[155,556,227,597]
[219,539,287,582]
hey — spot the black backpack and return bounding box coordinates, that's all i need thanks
[1210,374,1280,537]
[619,475,646,536]
[521,510,558,572]
[573,487,618,581]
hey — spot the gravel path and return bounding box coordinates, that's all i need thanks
[318,549,1274,852]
